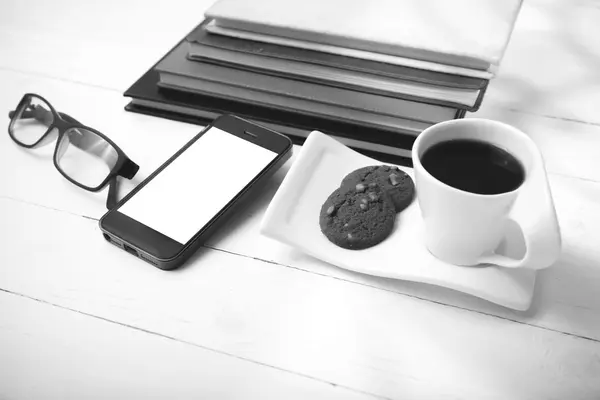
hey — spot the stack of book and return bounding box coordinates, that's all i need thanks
[124,0,522,163]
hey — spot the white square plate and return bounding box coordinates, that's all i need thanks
[260,131,536,311]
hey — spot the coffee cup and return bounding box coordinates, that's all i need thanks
[412,118,561,269]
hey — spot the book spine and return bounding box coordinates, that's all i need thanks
[189,55,484,112]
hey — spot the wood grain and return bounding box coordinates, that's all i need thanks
[1,199,599,399]
[0,0,216,92]
[0,290,379,400]
[1,68,599,341]
[2,0,600,398]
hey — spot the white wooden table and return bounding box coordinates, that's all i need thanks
[1,1,599,399]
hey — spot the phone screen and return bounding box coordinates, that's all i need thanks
[118,126,278,244]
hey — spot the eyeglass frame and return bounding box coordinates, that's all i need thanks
[8,93,139,209]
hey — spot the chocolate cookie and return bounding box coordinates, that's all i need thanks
[340,165,415,213]
[319,185,396,250]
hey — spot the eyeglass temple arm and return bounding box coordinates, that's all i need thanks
[118,158,139,179]
[9,109,46,121]
[9,107,82,125]
[9,105,54,124]
[107,178,118,210]
[106,159,140,210]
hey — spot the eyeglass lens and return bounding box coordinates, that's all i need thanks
[9,95,54,146]
[55,127,119,189]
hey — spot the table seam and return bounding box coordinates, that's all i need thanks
[0,287,393,400]
[2,194,599,343]
[206,246,600,344]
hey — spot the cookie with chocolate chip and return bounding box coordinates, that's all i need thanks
[340,165,415,213]
[319,185,396,250]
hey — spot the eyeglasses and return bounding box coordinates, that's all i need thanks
[8,93,139,209]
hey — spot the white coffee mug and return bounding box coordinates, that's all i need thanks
[412,118,561,269]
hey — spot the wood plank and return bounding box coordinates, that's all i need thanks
[0,291,378,400]
[0,0,216,93]
[1,199,599,399]
[1,70,600,340]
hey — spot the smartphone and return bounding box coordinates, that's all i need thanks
[99,114,293,270]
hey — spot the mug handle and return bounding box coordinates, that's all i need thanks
[478,163,561,269]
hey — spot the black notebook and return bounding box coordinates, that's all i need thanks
[157,42,460,124]
[122,24,468,165]
[125,69,422,164]
[187,20,489,111]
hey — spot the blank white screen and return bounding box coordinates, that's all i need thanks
[119,127,277,244]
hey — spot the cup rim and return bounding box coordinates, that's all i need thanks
[412,118,537,199]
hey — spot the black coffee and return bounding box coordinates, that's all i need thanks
[421,139,525,195]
